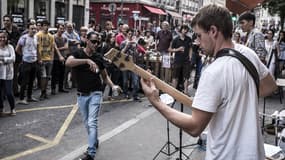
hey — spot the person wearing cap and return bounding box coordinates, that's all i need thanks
[36,19,55,100]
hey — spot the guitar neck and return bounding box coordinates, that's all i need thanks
[132,64,193,107]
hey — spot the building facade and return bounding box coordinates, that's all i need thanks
[179,0,202,23]
[0,0,206,31]
[0,0,89,31]
[89,0,195,30]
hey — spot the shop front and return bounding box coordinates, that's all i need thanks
[7,0,28,31]
[34,0,50,23]
[90,3,166,30]
[55,0,68,25]
[90,3,137,29]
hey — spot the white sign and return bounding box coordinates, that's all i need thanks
[132,10,140,14]
[108,3,117,12]
[138,17,150,21]
[133,13,139,21]
[162,55,171,68]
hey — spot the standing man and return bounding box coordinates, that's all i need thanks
[141,4,277,160]
[64,22,80,89]
[238,12,268,64]
[51,23,69,95]
[16,23,38,105]
[155,21,173,83]
[1,15,21,96]
[66,32,120,160]
[36,19,54,100]
[101,20,114,42]
[169,25,192,94]
[120,28,142,101]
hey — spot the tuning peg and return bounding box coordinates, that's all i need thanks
[116,52,121,58]
[112,57,118,62]
[125,55,130,61]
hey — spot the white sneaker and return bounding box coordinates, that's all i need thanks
[17,99,28,105]
[10,109,16,116]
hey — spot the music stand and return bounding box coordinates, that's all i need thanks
[153,94,179,160]
[153,83,197,160]
[175,83,197,160]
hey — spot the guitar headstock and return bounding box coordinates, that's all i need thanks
[104,48,135,71]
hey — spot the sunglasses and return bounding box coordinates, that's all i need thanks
[90,39,99,44]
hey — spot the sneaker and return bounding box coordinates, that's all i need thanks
[124,94,130,99]
[79,154,94,160]
[133,97,142,102]
[17,99,28,105]
[10,109,16,116]
[27,97,38,102]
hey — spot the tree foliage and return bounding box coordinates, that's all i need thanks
[263,0,285,30]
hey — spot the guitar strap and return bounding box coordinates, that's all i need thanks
[215,48,260,97]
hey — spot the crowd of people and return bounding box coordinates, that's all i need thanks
[0,14,199,117]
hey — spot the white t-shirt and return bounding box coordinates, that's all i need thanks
[192,44,268,160]
[18,34,37,63]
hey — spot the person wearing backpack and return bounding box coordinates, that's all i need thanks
[16,23,38,105]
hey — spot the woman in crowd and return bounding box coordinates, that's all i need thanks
[144,30,154,49]
[233,32,242,44]
[0,31,16,116]
[265,29,279,79]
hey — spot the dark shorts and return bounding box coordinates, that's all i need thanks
[172,62,192,80]
[40,61,53,78]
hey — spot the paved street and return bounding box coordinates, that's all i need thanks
[0,87,284,160]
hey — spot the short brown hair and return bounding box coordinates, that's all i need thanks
[191,4,232,39]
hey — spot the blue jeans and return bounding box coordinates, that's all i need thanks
[77,91,102,157]
[122,71,139,98]
[0,80,15,111]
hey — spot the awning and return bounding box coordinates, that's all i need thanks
[166,10,182,18]
[226,0,265,14]
[144,5,166,15]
